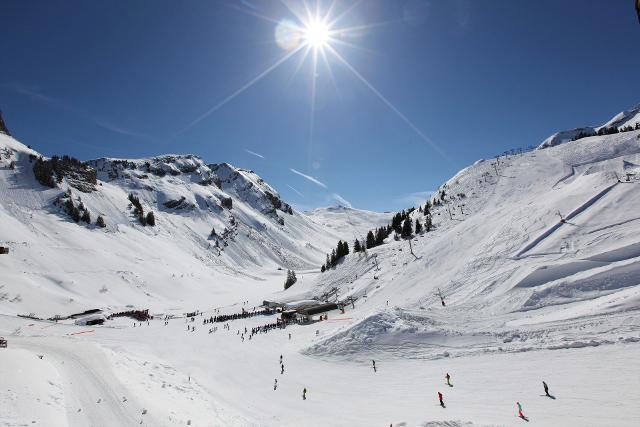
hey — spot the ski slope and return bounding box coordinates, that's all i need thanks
[1,107,640,426]
[305,205,392,241]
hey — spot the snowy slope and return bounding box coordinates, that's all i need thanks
[304,205,392,242]
[599,104,640,130]
[0,134,382,318]
[538,105,640,149]
[295,128,640,359]
[1,111,640,427]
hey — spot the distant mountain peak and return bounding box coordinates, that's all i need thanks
[538,104,640,149]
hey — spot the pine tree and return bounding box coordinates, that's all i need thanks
[366,230,376,249]
[425,215,432,232]
[401,217,413,238]
[391,213,401,234]
[146,211,156,226]
[353,239,361,253]
[415,218,422,234]
[128,193,144,219]
[71,206,81,223]
[284,270,297,289]
[96,215,106,228]
[321,264,326,273]
[81,209,91,223]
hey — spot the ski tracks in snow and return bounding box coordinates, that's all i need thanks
[13,337,157,427]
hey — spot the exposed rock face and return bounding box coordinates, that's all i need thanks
[209,163,293,221]
[33,155,97,193]
[220,196,233,209]
[163,196,195,210]
[0,110,10,136]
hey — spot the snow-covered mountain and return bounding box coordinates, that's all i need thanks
[1,108,640,427]
[538,105,640,149]
[0,134,384,317]
[295,122,640,359]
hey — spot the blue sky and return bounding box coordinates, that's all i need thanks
[1,0,638,212]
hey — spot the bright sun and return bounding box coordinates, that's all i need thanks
[304,20,330,49]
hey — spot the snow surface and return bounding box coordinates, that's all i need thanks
[537,105,640,149]
[304,205,392,241]
[1,113,640,426]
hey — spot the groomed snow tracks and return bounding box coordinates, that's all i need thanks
[515,182,619,258]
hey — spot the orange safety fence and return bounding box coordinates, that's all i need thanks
[68,330,95,336]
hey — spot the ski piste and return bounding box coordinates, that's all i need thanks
[1,104,640,426]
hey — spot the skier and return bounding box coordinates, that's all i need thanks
[273,379,278,391]
[281,364,284,375]
[280,354,283,364]
[372,360,376,373]
[445,373,451,386]
[517,401,524,418]
[543,381,550,397]
[288,333,291,340]
[438,392,444,408]
[302,387,307,400]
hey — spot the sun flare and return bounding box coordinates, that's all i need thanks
[185,0,445,160]
[304,19,330,49]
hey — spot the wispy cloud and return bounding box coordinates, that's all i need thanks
[2,83,151,140]
[93,118,150,139]
[289,168,328,189]
[244,148,265,159]
[286,184,305,197]
[396,191,434,207]
[239,0,262,12]
[329,193,352,208]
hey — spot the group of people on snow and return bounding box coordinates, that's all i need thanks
[434,373,552,421]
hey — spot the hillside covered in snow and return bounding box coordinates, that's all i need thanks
[538,104,640,149]
[0,133,394,318]
[1,106,640,427]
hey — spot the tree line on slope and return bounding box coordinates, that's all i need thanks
[572,122,640,142]
[55,190,106,228]
[128,193,156,226]
[320,205,434,273]
[32,154,97,190]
